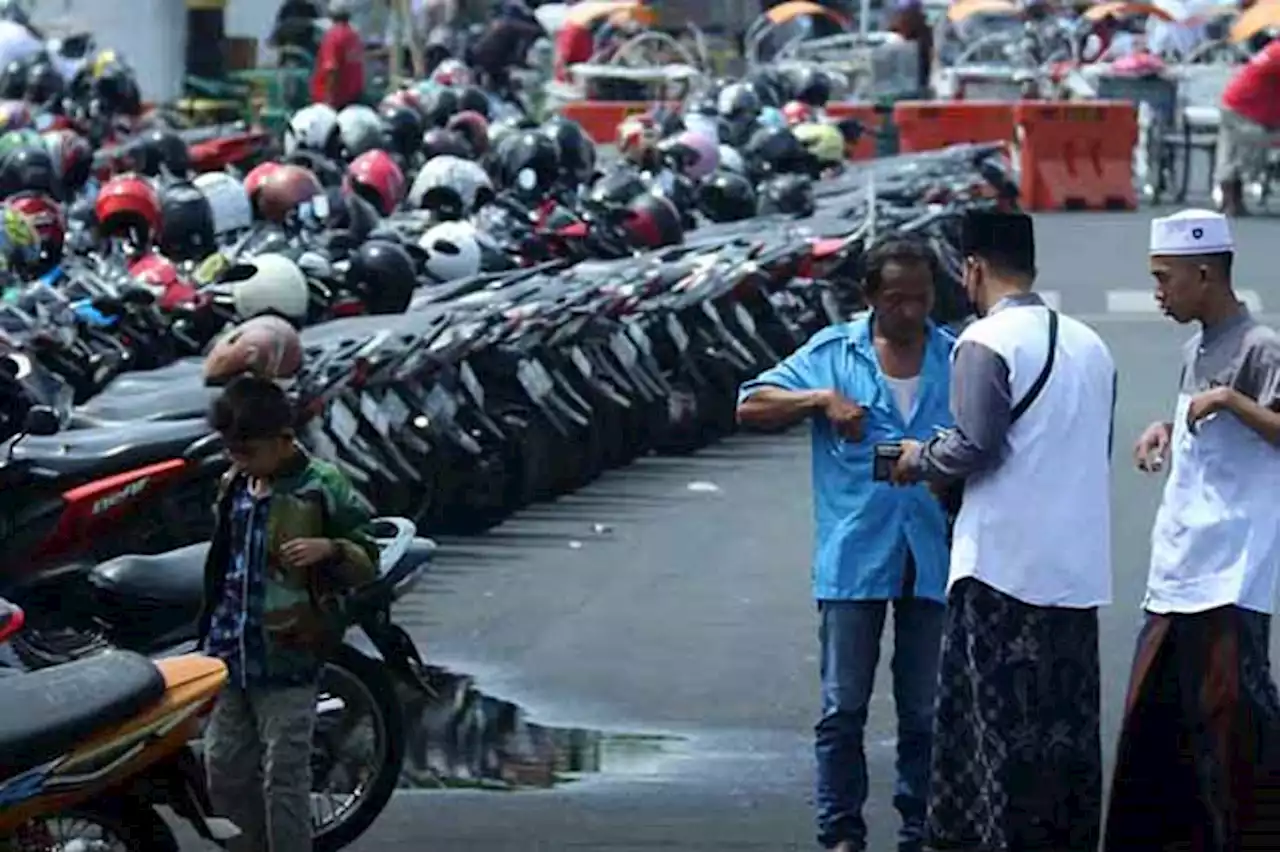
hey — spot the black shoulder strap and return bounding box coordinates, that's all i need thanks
[1010,309,1059,425]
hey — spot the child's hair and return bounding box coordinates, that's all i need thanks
[209,376,295,442]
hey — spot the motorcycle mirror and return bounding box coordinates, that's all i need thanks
[21,405,59,437]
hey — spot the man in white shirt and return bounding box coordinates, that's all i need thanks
[890,210,1117,852]
[1104,209,1280,852]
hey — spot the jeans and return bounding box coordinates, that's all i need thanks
[815,597,946,851]
[206,682,318,852]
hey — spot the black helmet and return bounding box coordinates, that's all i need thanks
[622,192,683,250]
[495,131,559,198]
[541,116,595,186]
[347,238,417,314]
[0,145,56,199]
[744,126,809,176]
[283,149,345,187]
[380,104,424,160]
[128,127,190,178]
[311,186,380,241]
[24,61,64,107]
[746,70,786,108]
[159,181,216,261]
[791,67,832,107]
[457,86,491,120]
[757,173,815,218]
[586,167,646,209]
[716,82,761,123]
[421,87,460,128]
[91,62,142,116]
[421,128,471,161]
[0,58,25,100]
[698,171,757,223]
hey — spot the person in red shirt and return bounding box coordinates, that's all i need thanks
[1217,37,1280,215]
[310,0,366,109]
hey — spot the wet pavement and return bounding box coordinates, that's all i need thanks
[186,208,1280,851]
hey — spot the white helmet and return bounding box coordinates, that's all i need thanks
[285,103,339,158]
[408,155,494,219]
[193,171,252,236]
[431,58,472,87]
[419,221,481,283]
[684,113,720,144]
[718,145,746,176]
[226,253,310,321]
[336,104,384,157]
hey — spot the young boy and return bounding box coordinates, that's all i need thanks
[198,376,378,852]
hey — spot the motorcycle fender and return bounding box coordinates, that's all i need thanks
[361,611,435,697]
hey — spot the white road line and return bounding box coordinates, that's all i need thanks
[1106,290,1159,314]
[1039,290,1061,310]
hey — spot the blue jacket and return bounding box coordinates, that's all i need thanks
[739,314,956,602]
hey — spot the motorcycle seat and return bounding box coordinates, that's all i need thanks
[14,419,213,482]
[0,650,166,779]
[90,542,211,608]
[77,384,217,425]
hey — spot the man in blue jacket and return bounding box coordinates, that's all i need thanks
[737,234,956,852]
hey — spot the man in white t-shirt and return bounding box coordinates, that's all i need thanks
[1104,209,1280,851]
[891,210,1117,852]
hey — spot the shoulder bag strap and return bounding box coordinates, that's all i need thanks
[1009,309,1059,425]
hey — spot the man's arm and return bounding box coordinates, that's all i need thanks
[910,340,1013,481]
[738,387,833,431]
[1222,335,1280,447]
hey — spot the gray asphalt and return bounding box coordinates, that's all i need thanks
[184,207,1280,851]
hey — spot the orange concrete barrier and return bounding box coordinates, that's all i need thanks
[825,103,881,160]
[1014,100,1138,211]
[557,101,678,144]
[893,101,1016,153]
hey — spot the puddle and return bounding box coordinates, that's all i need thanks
[396,667,683,790]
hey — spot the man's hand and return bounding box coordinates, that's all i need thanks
[1134,420,1172,472]
[1187,386,1235,434]
[890,439,924,485]
[822,392,866,441]
[280,538,338,570]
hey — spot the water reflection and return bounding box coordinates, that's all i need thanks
[397,666,681,790]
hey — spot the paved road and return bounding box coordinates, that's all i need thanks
[181,208,1280,851]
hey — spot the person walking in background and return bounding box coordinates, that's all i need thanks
[737,235,956,852]
[890,211,1117,852]
[1215,36,1280,215]
[887,0,933,94]
[1104,210,1280,852]
[311,0,366,108]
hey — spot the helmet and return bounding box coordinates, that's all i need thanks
[346,149,405,216]
[419,220,481,282]
[347,238,417,314]
[409,154,493,219]
[698,171,756,223]
[782,100,815,126]
[542,116,596,186]
[194,171,253,236]
[224,253,310,321]
[0,60,25,100]
[5,192,64,270]
[129,252,185,302]
[431,59,472,87]
[658,131,719,180]
[421,127,472,161]
[243,160,282,203]
[757,173,815,217]
[285,103,340,158]
[494,131,559,198]
[617,114,659,168]
[203,314,304,382]
[0,145,55,199]
[159,182,216,262]
[422,87,460,128]
[379,87,423,114]
[255,164,324,225]
[127,127,190,178]
[24,61,64,107]
[622,192,683,249]
[456,87,491,120]
[379,104,424,159]
[446,110,490,158]
[95,172,161,240]
[283,149,344,188]
[586,168,647,208]
[744,126,809,176]
[0,205,39,270]
[336,104,385,157]
[41,129,92,197]
[683,112,720,144]
[717,144,746,175]
[793,122,845,166]
[313,185,380,239]
[0,100,29,133]
[716,83,761,124]
[790,67,832,107]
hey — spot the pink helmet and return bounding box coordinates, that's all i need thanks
[1111,52,1167,77]
[665,130,720,180]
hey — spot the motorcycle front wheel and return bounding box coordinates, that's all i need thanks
[11,797,179,851]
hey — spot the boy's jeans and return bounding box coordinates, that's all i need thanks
[206,682,318,852]
[815,598,945,851]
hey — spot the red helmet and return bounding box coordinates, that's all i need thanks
[41,129,93,196]
[446,110,490,157]
[204,314,304,383]
[130,252,198,310]
[379,88,423,114]
[345,150,404,216]
[782,101,815,126]
[6,192,65,260]
[243,160,282,202]
[94,172,161,240]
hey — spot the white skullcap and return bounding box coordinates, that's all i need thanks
[1149,208,1234,256]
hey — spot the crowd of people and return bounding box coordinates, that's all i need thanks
[739,208,1280,852]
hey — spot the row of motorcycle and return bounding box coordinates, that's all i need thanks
[0,141,1008,850]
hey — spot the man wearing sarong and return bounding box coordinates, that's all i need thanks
[890,210,1117,852]
[1103,209,1280,852]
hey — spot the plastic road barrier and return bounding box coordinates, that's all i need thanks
[1014,100,1139,211]
[558,101,678,144]
[893,101,1016,153]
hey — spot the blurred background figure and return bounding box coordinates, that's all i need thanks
[887,0,932,94]
[312,0,367,108]
[468,0,546,96]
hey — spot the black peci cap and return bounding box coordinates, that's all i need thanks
[961,210,1036,275]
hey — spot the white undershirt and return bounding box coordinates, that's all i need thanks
[883,373,921,423]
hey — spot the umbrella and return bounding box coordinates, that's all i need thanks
[1230,0,1280,41]
[1083,1,1176,20]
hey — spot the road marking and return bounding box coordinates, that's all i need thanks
[1039,290,1061,310]
[1106,290,1158,313]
